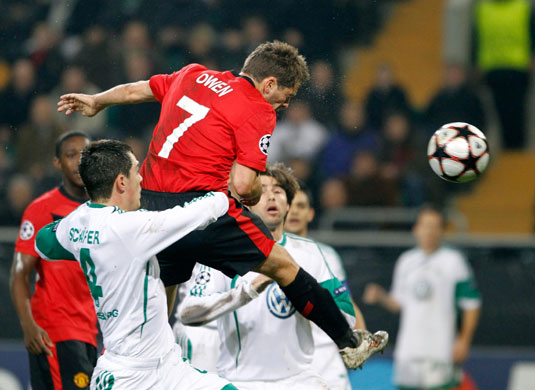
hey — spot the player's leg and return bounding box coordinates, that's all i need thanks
[56,340,96,390]
[254,243,356,348]
[28,350,56,390]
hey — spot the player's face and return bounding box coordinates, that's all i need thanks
[413,211,444,253]
[284,190,314,236]
[250,175,289,231]
[261,78,297,111]
[124,152,143,211]
[55,136,90,188]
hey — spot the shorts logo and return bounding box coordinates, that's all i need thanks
[195,270,211,285]
[266,283,295,319]
[19,220,35,240]
[73,372,89,388]
[259,134,271,155]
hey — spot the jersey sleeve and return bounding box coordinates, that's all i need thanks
[114,192,229,261]
[15,201,50,257]
[308,243,355,321]
[149,72,179,103]
[178,270,259,326]
[453,252,482,310]
[234,110,276,172]
[35,220,77,261]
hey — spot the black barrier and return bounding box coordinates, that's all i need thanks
[1,241,535,346]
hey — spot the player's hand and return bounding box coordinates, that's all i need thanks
[23,322,54,356]
[57,93,101,117]
[251,274,273,294]
[240,191,261,207]
[452,337,470,363]
[362,283,385,305]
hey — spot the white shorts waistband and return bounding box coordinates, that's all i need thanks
[102,346,177,370]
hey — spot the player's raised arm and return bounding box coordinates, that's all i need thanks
[179,273,272,326]
[57,80,154,117]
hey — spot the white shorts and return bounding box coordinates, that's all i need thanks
[91,345,235,390]
[310,344,350,390]
[394,359,460,389]
[230,370,330,390]
[174,322,220,373]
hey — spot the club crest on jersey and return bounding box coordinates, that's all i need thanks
[73,372,89,388]
[259,134,271,155]
[265,283,295,319]
[19,220,34,240]
[412,279,433,300]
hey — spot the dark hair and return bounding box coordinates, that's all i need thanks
[79,140,134,200]
[241,41,310,89]
[296,180,314,207]
[260,162,300,205]
[55,130,90,158]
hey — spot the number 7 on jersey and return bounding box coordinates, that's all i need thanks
[158,96,210,158]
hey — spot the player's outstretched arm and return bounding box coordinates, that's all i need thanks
[57,80,155,117]
[179,274,271,326]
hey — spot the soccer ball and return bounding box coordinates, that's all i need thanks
[427,122,490,183]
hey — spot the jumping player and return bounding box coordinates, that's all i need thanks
[56,41,384,365]
[35,140,236,390]
[177,164,386,389]
[10,131,97,390]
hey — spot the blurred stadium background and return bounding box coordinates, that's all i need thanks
[1,0,534,389]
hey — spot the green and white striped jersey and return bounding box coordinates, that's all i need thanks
[34,193,228,359]
[391,246,481,362]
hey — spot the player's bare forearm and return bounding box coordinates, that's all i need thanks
[58,80,155,117]
[165,285,178,317]
[458,307,480,345]
[363,283,401,313]
[351,298,367,330]
[230,163,261,206]
[10,253,36,328]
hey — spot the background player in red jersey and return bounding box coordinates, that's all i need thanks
[56,41,388,367]
[10,131,98,390]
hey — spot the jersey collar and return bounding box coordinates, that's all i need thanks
[277,232,288,247]
[58,185,88,204]
[231,70,256,88]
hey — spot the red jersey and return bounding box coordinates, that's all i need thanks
[15,187,97,346]
[140,64,276,193]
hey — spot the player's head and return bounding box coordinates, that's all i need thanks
[413,205,445,254]
[250,163,299,231]
[241,40,309,111]
[53,131,90,189]
[284,182,315,237]
[79,140,142,210]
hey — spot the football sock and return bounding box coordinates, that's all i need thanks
[281,267,358,349]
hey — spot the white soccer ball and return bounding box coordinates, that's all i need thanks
[427,122,490,183]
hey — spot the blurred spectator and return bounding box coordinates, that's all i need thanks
[300,60,343,126]
[125,136,149,162]
[242,15,270,52]
[0,147,15,205]
[0,174,34,225]
[268,99,328,164]
[184,23,218,66]
[364,63,412,130]
[111,52,160,138]
[423,63,486,136]
[74,25,122,89]
[218,29,247,71]
[379,111,426,207]
[157,25,188,71]
[320,177,348,212]
[0,59,37,129]
[321,100,379,178]
[25,23,64,93]
[345,151,398,207]
[473,0,534,150]
[50,65,106,137]
[15,95,65,186]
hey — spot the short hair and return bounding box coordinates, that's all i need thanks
[79,140,134,201]
[55,130,90,158]
[417,204,446,227]
[241,41,310,89]
[260,162,300,205]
